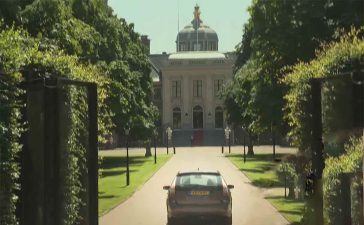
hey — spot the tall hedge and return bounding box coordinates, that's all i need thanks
[0,23,112,225]
[283,28,364,155]
[283,28,364,224]
[0,25,33,225]
[324,137,363,225]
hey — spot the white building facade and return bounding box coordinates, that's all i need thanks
[149,5,235,144]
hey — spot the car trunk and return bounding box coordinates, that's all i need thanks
[175,187,223,205]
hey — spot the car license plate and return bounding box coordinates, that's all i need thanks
[190,191,210,196]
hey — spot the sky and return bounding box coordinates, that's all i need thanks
[108,0,252,54]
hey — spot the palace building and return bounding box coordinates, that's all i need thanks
[145,5,235,146]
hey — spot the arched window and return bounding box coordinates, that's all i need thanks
[173,107,181,129]
[193,106,203,129]
[215,106,223,128]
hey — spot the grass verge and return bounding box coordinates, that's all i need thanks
[266,196,304,225]
[226,153,304,224]
[98,153,171,216]
[226,154,281,188]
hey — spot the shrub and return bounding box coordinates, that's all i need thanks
[277,162,298,198]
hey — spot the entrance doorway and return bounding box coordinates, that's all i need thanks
[193,105,203,129]
[173,107,181,129]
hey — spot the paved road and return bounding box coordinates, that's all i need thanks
[99,147,291,225]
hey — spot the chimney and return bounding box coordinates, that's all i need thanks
[140,35,150,55]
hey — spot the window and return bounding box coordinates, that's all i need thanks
[179,43,186,51]
[193,105,203,129]
[209,42,217,51]
[193,80,202,97]
[176,173,222,190]
[173,107,181,129]
[214,79,223,97]
[172,80,181,98]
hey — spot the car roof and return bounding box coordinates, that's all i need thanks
[177,169,220,175]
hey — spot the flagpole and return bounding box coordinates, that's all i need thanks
[177,0,180,52]
[197,20,198,51]
[196,5,199,51]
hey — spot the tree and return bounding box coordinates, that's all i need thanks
[3,0,158,149]
[224,0,363,145]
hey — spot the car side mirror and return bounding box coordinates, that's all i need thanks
[163,185,170,190]
[227,184,234,189]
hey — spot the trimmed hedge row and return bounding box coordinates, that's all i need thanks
[324,137,363,225]
[283,28,364,155]
[0,24,112,225]
[283,28,364,224]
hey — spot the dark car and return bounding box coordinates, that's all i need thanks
[163,170,234,225]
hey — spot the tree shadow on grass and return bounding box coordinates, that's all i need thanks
[226,153,286,163]
[265,196,304,217]
[101,169,138,177]
[265,195,303,203]
[279,210,303,216]
[240,168,265,173]
[101,156,148,169]
[99,195,116,199]
[251,178,281,188]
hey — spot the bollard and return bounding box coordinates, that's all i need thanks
[173,146,176,154]
[222,145,224,154]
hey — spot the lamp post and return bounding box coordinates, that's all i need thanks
[271,122,276,160]
[242,125,246,163]
[225,127,231,154]
[153,129,157,164]
[125,127,130,186]
[166,127,172,154]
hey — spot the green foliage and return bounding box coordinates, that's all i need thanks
[0,24,32,225]
[283,28,364,154]
[283,27,364,225]
[0,0,158,223]
[224,0,363,141]
[0,24,112,225]
[6,0,157,139]
[277,162,297,198]
[323,137,363,225]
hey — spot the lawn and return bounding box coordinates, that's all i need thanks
[98,153,171,216]
[226,153,304,224]
[266,196,305,225]
[226,153,282,188]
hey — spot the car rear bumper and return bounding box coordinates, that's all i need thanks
[168,203,232,218]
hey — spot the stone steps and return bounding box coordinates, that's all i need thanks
[172,129,224,146]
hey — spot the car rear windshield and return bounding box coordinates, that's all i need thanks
[176,173,223,190]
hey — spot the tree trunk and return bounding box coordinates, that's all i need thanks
[145,141,152,157]
[247,133,254,155]
[288,186,295,198]
[247,145,254,155]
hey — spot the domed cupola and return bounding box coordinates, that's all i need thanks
[176,5,219,52]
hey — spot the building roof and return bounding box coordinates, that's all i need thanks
[169,51,226,60]
[176,5,218,44]
[149,59,161,82]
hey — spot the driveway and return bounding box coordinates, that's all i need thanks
[99,146,290,225]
